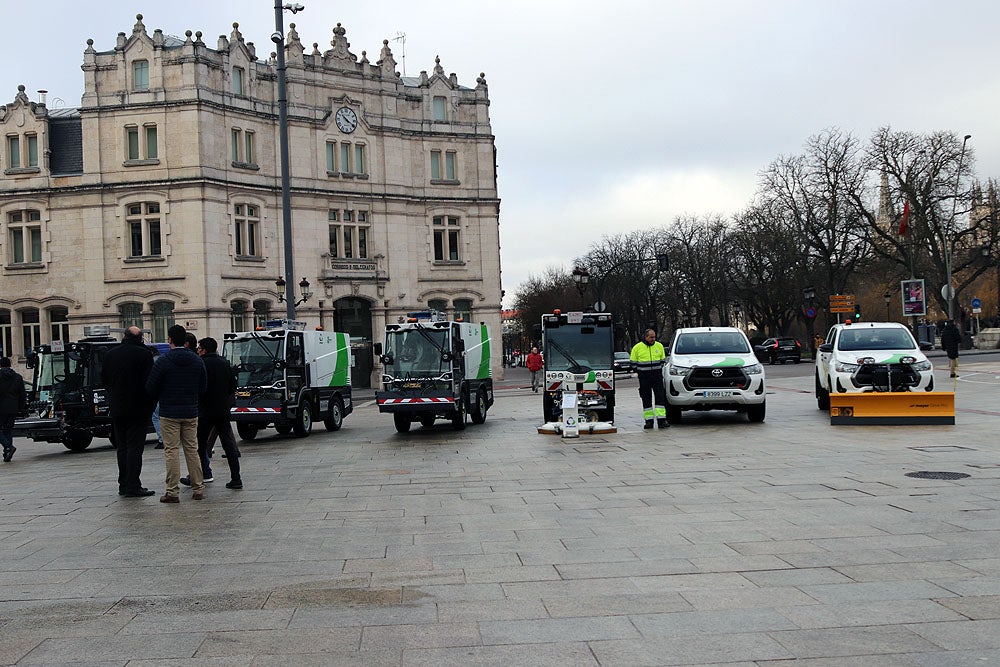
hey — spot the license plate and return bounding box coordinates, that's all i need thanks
[702,391,732,398]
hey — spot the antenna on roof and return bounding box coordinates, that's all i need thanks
[392,31,406,76]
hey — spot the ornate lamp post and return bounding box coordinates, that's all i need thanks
[571,266,590,309]
[883,291,892,321]
[275,276,312,308]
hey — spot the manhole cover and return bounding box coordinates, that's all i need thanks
[905,471,970,480]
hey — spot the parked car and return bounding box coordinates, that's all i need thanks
[663,327,766,423]
[815,321,934,410]
[613,351,633,374]
[754,337,802,364]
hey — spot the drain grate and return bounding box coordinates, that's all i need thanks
[905,471,970,480]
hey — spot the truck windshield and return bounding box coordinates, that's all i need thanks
[224,336,284,386]
[838,328,916,351]
[545,327,612,372]
[385,329,448,377]
[34,351,76,402]
[674,332,750,355]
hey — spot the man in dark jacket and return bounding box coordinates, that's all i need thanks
[100,327,155,495]
[146,324,207,503]
[187,337,243,489]
[941,320,962,378]
[0,356,27,462]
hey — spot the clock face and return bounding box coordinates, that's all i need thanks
[335,107,358,133]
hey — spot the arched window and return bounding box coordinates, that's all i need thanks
[231,300,248,333]
[428,299,448,317]
[20,308,40,354]
[48,307,69,342]
[151,301,175,343]
[252,300,271,329]
[0,309,12,358]
[453,299,472,323]
[119,302,143,330]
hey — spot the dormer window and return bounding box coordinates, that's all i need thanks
[5,133,39,173]
[133,60,149,91]
[233,67,245,96]
[433,96,447,121]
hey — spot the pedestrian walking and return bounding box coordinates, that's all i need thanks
[0,356,27,463]
[146,324,207,503]
[185,337,242,489]
[525,346,544,392]
[630,329,668,429]
[941,320,961,378]
[100,326,156,496]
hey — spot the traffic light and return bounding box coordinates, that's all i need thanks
[854,303,862,320]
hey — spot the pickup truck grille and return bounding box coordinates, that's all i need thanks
[686,367,749,389]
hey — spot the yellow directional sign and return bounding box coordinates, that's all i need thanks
[829,294,855,313]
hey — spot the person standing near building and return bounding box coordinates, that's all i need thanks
[525,347,544,392]
[146,324,207,503]
[0,357,27,463]
[101,327,155,495]
[187,337,242,489]
[941,320,961,378]
[630,329,669,429]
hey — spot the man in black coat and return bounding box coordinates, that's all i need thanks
[188,337,242,489]
[0,356,27,462]
[941,320,962,378]
[100,327,155,496]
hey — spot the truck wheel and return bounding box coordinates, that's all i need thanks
[324,398,344,432]
[274,423,293,435]
[470,389,488,424]
[293,400,313,437]
[236,422,258,441]
[63,432,93,452]
[816,374,830,410]
[393,413,412,433]
[747,402,766,423]
[451,393,467,430]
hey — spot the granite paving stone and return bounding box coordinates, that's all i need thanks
[2,366,1000,663]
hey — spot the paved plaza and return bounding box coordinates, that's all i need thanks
[2,359,1000,665]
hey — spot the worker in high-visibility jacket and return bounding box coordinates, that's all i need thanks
[629,329,669,429]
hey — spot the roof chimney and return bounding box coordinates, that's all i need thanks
[37,90,47,105]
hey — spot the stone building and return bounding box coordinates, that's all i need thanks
[0,15,502,387]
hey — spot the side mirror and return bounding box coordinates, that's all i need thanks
[918,341,933,351]
[373,342,383,356]
[532,323,542,337]
[818,343,833,353]
[25,352,37,369]
[380,353,394,365]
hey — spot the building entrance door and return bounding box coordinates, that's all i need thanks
[333,297,373,388]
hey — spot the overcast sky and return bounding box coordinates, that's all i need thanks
[6,1,1000,308]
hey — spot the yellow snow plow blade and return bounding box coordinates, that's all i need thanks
[829,392,955,425]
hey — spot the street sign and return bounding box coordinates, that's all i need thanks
[594,301,607,312]
[805,307,817,319]
[972,297,982,314]
[941,284,955,300]
[829,294,854,313]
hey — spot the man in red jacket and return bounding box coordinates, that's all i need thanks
[526,347,544,392]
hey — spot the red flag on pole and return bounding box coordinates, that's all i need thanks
[898,200,910,235]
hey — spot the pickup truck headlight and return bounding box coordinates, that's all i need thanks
[743,363,763,375]
[910,360,932,371]
[668,364,691,376]
[835,361,860,373]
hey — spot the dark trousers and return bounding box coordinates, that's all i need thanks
[637,371,667,420]
[0,413,15,453]
[197,414,241,481]
[113,417,148,492]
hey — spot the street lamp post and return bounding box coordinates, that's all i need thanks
[571,266,590,309]
[272,1,305,320]
[802,286,817,358]
[883,291,892,321]
[944,133,972,321]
